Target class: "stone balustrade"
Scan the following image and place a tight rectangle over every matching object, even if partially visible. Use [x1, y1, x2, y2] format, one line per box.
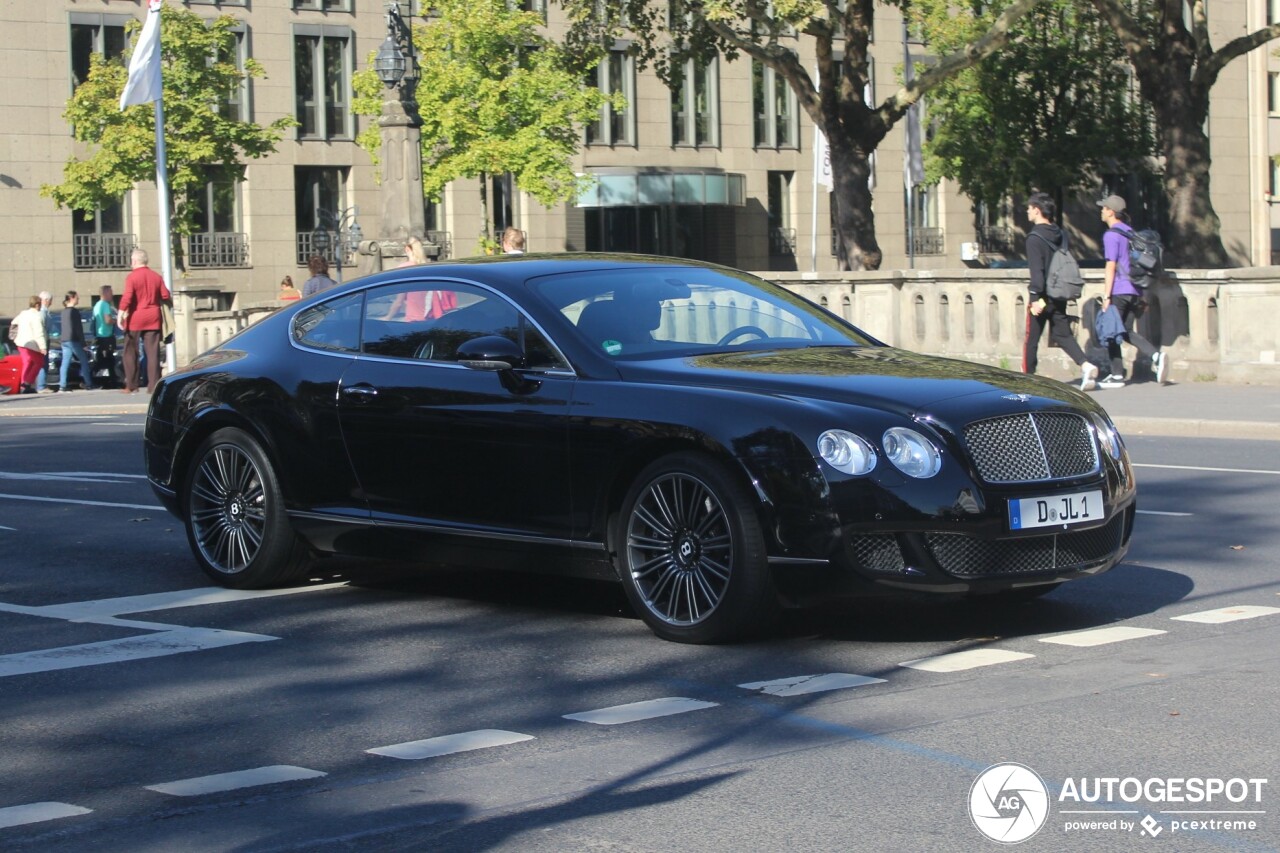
[172, 267, 1280, 385]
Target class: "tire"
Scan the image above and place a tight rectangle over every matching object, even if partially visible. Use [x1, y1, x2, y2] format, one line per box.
[616, 452, 776, 643]
[182, 427, 309, 588]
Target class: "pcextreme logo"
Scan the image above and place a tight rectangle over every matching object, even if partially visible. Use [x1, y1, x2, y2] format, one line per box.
[969, 763, 1051, 844]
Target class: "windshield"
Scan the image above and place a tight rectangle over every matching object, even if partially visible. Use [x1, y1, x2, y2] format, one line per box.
[530, 266, 875, 359]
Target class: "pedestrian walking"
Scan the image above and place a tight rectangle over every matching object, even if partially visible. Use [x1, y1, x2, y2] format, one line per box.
[119, 247, 170, 394]
[301, 255, 337, 298]
[1098, 195, 1167, 387]
[12, 295, 47, 395]
[1021, 193, 1097, 391]
[279, 275, 300, 301]
[93, 285, 119, 388]
[58, 291, 94, 391]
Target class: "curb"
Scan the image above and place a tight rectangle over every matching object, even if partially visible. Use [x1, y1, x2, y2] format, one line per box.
[1110, 416, 1275, 442]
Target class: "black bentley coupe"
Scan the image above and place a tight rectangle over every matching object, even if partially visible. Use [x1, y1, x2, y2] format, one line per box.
[145, 255, 1136, 643]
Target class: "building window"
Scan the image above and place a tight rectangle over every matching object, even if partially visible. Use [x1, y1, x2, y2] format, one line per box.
[295, 166, 348, 265]
[907, 184, 943, 255]
[753, 60, 798, 149]
[218, 26, 250, 122]
[508, 0, 548, 19]
[186, 0, 247, 7]
[188, 169, 248, 269]
[586, 48, 635, 147]
[70, 14, 130, 92]
[671, 58, 719, 148]
[1270, 73, 1280, 116]
[72, 201, 133, 271]
[293, 0, 353, 11]
[767, 171, 795, 255]
[294, 27, 352, 140]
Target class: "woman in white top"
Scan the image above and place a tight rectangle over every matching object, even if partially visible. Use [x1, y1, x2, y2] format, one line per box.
[13, 295, 48, 394]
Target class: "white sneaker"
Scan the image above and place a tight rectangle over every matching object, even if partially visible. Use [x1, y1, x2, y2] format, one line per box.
[1097, 374, 1126, 390]
[1080, 362, 1098, 392]
[1153, 351, 1168, 385]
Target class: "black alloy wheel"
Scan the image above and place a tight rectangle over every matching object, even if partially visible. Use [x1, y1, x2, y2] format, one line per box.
[618, 452, 775, 643]
[183, 427, 309, 588]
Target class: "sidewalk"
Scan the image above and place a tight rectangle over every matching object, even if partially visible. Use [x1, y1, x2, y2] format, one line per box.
[1, 380, 1275, 440]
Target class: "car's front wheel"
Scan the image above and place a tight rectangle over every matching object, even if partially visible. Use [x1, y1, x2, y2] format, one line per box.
[183, 427, 309, 588]
[617, 453, 776, 643]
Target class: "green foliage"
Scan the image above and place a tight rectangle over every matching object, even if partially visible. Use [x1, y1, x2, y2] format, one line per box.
[917, 0, 1155, 210]
[41, 6, 295, 239]
[353, 0, 619, 210]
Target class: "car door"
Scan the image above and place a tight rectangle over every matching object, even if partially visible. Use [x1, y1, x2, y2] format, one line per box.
[336, 278, 577, 543]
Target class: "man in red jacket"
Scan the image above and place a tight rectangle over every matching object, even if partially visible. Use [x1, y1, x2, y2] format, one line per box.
[118, 247, 170, 394]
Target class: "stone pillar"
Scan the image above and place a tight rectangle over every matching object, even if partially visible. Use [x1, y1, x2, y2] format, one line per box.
[379, 92, 425, 244]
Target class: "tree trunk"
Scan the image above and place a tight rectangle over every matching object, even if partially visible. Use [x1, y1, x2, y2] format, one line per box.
[1155, 106, 1228, 267]
[829, 138, 881, 270]
[478, 172, 490, 250]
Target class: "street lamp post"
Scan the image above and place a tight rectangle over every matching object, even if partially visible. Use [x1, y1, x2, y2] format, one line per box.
[372, 1, 426, 253]
[315, 207, 362, 283]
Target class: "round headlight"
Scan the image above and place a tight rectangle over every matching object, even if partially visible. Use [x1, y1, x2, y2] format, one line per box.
[882, 427, 941, 478]
[1090, 412, 1125, 460]
[817, 430, 877, 476]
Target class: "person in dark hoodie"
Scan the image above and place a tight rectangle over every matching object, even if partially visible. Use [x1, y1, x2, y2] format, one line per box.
[1022, 192, 1097, 391]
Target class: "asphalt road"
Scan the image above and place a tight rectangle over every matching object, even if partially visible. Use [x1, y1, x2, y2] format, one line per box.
[0, 414, 1278, 852]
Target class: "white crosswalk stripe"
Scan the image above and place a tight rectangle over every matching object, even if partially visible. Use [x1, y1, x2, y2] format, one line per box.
[1039, 626, 1167, 647]
[899, 649, 1035, 673]
[739, 673, 886, 696]
[1171, 605, 1280, 624]
[368, 729, 535, 760]
[564, 697, 718, 725]
[145, 765, 326, 797]
[0, 802, 92, 830]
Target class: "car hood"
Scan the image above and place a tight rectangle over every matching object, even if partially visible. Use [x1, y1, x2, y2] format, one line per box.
[614, 346, 1095, 418]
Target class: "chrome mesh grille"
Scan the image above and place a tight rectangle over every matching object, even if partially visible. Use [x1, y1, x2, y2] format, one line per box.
[848, 534, 906, 574]
[923, 515, 1126, 577]
[964, 412, 1099, 483]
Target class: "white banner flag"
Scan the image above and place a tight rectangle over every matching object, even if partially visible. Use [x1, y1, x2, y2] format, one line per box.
[903, 26, 926, 188]
[814, 124, 834, 191]
[119, 0, 163, 110]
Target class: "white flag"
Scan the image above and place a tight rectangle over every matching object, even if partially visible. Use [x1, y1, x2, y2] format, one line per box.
[119, 0, 163, 110]
[903, 27, 926, 188]
[814, 124, 834, 191]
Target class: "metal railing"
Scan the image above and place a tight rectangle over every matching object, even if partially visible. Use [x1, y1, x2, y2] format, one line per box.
[910, 227, 945, 256]
[769, 226, 797, 256]
[295, 232, 355, 267]
[73, 233, 135, 270]
[427, 230, 452, 260]
[977, 226, 1020, 256]
[187, 232, 250, 268]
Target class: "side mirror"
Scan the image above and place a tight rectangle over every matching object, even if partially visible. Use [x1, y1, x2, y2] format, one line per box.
[456, 335, 526, 371]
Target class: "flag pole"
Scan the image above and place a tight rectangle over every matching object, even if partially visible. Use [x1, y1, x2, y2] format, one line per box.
[153, 98, 175, 373]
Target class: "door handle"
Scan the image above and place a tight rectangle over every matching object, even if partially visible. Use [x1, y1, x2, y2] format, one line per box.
[341, 384, 379, 400]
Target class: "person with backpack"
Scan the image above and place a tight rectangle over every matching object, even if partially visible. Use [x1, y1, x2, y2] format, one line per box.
[1098, 195, 1167, 387]
[1023, 192, 1097, 391]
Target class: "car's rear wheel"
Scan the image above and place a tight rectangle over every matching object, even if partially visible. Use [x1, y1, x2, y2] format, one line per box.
[617, 453, 776, 643]
[183, 427, 309, 588]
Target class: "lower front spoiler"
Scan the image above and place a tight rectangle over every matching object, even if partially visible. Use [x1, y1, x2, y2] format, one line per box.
[773, 504, 1136, 604]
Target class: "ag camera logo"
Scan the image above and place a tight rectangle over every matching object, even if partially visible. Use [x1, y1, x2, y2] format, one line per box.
[970, 763, 1051, 844]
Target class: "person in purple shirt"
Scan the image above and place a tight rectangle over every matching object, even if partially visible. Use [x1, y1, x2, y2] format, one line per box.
[1098, 195, 1167, 387]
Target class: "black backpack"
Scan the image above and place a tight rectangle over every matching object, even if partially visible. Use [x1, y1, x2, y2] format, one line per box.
[1032, 231, 1084, 301]
[1109, 226, 1163, 289]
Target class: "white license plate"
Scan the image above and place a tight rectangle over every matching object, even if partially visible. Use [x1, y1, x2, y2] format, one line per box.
[1009, 490, 1105, 531]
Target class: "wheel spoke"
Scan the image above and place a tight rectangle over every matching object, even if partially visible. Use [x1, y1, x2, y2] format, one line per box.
[633, 504, 673, 540]
[189, 443, 267, 575]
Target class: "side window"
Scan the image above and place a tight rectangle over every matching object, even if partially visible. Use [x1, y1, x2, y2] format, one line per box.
[293, 292, 363, 351]
[359, 281, 568, 370]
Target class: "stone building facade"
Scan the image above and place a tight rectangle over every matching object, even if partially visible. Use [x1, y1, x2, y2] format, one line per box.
[0, 0, 1276, 317]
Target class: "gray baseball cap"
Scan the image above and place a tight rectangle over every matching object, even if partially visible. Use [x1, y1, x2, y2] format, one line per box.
[1096, 194, 1127, 213]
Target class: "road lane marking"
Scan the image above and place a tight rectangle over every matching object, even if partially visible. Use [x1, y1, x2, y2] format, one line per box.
[0, 628, 277, 678]
[1039, 626, 1167, 647]
[367, 730, 535, 760]
[0, 584, 350, 622]
[0, 802, 93, 829]
[145, 765, 326, 797]
[0, 471, 146, 482]
[1171, 605, 1280, 624]
[1133, 463, 1280, 476]
[899, 649, 1034, 672]
[0, 492, 162, 511]
[1135, 510, 1193, 517]
[739, 673, 886, 696]
[563, 697, 718, 725]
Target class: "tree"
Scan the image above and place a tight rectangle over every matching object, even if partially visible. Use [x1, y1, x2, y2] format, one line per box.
[352, 0, 619, 251]
[919, 0, 1155, 218]
[1090, 0, 1280, 266]
[41, 6, 295, 270]
[559, 0, 1045, 269]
